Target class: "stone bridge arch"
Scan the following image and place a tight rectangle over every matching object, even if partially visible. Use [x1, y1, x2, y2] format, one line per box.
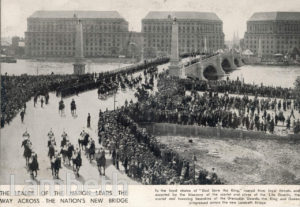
[220, 55, 237, 72]
[221, 58, 232, 73]
[184, 52, 244, 80]
[203, 65, 219, 80]
[233, 57, 240, 67]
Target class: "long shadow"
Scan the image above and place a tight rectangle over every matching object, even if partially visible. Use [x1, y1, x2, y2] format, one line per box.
[63, 163, 74, 170]
[75, 174, 85, 183]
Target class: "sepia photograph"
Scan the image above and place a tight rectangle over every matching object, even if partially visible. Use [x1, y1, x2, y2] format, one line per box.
[1, 0, 300, 195]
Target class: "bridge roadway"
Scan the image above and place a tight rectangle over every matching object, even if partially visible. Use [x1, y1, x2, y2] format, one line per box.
[184, 52, 245, 80]
[0, 61, 172, 185]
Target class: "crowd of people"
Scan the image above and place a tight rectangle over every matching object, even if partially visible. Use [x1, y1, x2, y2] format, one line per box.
[58, 57, 168, 97]
[98, 109, 223, 184]
[1, 57, 169, 128]
[181, 77, 296, 100]
[127, 73, 300, 135]
[1, 74, 80, 127]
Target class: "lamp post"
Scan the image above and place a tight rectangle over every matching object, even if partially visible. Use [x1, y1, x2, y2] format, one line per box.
[113, 89, 118, 111]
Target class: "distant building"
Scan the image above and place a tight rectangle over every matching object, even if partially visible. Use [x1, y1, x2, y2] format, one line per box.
[10, 36, 25, 57]
[25, 10, 137, 58]
[142, 11, 225, 58]
[244, 12, 300, 58]
[232, 31, 240, 50]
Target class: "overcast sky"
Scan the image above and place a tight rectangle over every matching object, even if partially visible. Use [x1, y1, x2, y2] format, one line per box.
[2, 0, 300, 41]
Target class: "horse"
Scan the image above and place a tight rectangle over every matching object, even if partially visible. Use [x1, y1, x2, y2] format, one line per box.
[87, 140, 95, 162]
[59, 100, 65, 116]
[66, 144, 74, 166]
[72, 151, 82, 177]
[28, 153, 39, 179]
[78, 132, 89, 150]
[70, 100, 76, 116]
[96, 150, 106, 176]
[48, 144, 55, 162]
[21, 139, 32, 167]
[60, 145, 68, 164]
[51, 156, 61, 179]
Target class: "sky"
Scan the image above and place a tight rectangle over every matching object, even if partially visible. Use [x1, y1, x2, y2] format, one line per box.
[2, 0, 300, 41]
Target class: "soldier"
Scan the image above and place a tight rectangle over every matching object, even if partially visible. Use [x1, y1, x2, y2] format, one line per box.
[87, 113, 91, 128]
[20, 110, 25, 123]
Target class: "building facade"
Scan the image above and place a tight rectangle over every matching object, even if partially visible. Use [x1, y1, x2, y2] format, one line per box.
[244, 12, 300, 57]
[142, 11, 224, 58]
[25, 11, 133, 58]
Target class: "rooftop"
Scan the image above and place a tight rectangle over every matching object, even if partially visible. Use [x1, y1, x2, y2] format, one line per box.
[29, 10, 125, 19]
[248, 12, 300, 21]
[143, 11, 221, 21]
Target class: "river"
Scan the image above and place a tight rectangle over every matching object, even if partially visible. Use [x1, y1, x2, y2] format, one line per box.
[228, 64, 300, 88]
[1, 59, 300, 88]
[0, 59, 131, 76]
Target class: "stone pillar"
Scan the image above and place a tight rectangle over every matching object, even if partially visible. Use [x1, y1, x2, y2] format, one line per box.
[204, 36, 207, 54]
[75, 20, 84, 59]
[168, 17, 184, 78]
[258, 37, 262, 59]
[73, 18, 85, 75]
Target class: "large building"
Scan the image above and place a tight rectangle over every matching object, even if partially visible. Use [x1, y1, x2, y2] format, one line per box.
[25, 10, 139, 58]
[142, 11, 224, 58]
[244, 12, 300, 57]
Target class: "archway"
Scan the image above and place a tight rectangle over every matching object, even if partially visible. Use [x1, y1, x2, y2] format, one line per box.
[203, 65, 218, 80]
[234, 58, 240, 67]
[221, 58, 231, 73]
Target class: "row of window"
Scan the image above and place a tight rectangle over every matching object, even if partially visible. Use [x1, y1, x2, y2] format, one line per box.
[143, 23, 222, 33]
[27, 33, 124, 39]
[144, 35, 223, 39]
[28, 43, 120, 51]
[28, 50, 119, 56]
[28, 21, 126, 32]
[248, 44, 299, 49]
[145, 47, 221, 52]
[246, 40, 300, 45]
[144, 43, 223, 48]
[245, 35, 300, 40]
[248, 23, 300, 33]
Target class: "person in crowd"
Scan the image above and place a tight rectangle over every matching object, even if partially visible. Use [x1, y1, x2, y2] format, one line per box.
[41, 97, 44, 108]
[87, 113, 91, 128]
[20, 110, 25, 123]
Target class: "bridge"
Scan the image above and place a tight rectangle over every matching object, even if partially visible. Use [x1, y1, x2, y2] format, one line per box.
[184, 52, 245, 80]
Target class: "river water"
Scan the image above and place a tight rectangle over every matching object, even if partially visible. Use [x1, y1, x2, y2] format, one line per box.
[0, 59, 131, 76]
[228, 65, 300, 88]
[2, 59, 300, 88]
